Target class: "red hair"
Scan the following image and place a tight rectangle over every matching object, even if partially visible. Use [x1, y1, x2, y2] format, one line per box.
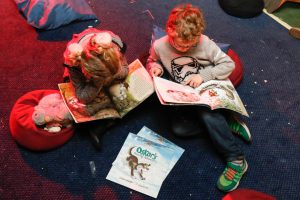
[81, 34, 122, 78]
[166, 4, 206, 41]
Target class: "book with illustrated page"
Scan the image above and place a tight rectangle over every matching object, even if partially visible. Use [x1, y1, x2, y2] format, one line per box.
[106, 127, 185, 198]
[58, 59, 154, 123]
[153, 77, 249, 117]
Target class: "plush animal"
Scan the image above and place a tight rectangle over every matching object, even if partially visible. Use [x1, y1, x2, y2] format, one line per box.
[32, 93, 73, 132]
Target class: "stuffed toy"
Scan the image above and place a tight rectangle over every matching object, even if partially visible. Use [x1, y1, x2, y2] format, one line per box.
[32, 93, 73, 132]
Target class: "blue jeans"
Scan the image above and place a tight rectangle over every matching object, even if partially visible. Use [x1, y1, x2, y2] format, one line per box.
[195, 107, 244, 162]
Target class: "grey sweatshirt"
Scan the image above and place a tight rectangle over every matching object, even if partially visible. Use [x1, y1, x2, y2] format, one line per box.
[146, 35, 235, 84]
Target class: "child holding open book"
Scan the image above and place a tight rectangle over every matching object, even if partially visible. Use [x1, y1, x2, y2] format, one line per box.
[63, 28, 128, 150]
[146, 4, 251, 192]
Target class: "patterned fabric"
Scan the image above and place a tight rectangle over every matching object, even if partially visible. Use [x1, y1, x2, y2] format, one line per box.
[14, 0, 98, 29]
[147, 35, 235, 83]
[151, 26, 244, 86]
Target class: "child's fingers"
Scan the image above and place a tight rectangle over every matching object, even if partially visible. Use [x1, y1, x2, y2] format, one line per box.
[188, 80, 196, 88]
[189, 80, 201, 88]
[152, 68, 161, 76]
[154, 71, 160, 76]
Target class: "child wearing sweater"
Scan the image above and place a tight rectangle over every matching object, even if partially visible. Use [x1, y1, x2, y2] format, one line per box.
[146, 4, 251, 192]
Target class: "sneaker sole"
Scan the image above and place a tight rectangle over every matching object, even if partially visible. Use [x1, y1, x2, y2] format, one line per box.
[240, 123, 253, 143]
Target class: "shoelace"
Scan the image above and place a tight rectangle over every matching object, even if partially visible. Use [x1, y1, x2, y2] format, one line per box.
[224, 167, 240, 181]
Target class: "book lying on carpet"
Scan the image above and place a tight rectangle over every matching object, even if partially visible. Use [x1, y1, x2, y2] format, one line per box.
[106, 126, 184, 198]
[153, 77, 249, 117]
[58, 59, 154, 123]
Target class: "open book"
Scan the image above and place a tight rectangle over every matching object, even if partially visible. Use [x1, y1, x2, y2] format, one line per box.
[58, 59, 154, 123]
[153, 77, 249, 117]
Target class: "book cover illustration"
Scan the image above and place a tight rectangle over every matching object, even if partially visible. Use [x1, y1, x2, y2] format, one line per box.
[137, 126, 185, 171]
[109, 59, 154, 117]
[107, 133, 176, 198]
[58, 59, 154, 123]
[153, 77, 249, 117]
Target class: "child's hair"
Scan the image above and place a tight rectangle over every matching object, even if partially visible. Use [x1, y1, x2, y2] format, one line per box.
[166, 4, 206, 41]
[81, 34, 123, 79]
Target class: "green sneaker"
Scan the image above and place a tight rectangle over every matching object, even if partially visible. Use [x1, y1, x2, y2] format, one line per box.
[228, 118, 252, 143]
[217, 160, 248, 192]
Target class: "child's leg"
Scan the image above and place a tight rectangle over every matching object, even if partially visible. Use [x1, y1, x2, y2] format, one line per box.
[196, 108, 247, 192]
[89, 119, 116, 150]
[85, 91, 114, 116]
[196, 108, 244, 161]
[170, 106, 205, 137]
[75, 119, 115, 150]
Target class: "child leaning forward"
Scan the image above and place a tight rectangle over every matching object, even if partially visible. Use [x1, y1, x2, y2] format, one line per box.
[146, 4, 252, 192]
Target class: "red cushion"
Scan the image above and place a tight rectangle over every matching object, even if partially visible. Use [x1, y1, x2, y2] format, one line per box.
[222, 189, 276, 200]
[9, 90, 74, 151]
[228, 48, 244, 87]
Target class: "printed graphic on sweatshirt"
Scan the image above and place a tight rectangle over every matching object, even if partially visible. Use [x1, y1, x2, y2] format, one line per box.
[171, 56, 204, 83]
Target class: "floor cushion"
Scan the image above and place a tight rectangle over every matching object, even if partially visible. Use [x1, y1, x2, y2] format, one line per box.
[222, 188, 276, 200]
[228, 49, 244, 87]
[9, 90, 74, 151]
[218, 0, 264, 18]
[14, 0, 98, 29]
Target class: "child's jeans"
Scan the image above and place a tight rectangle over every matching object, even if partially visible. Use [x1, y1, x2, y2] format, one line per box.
[195, 107, 244, 162]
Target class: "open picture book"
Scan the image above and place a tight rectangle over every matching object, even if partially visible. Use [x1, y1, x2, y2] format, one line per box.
[58, 59, 154, 123]
[153, 77, 249, 117]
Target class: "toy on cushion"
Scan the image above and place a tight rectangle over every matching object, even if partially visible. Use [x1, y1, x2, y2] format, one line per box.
[9, 90, 74, 151]
[32, 93, 73, 133]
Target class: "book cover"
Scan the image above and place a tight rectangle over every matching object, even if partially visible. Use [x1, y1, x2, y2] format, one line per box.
[58, 59, 154, 123]
[107, 133, 175, 198]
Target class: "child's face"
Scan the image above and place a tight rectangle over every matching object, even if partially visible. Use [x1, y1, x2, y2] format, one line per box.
[169, 36, 199, 52]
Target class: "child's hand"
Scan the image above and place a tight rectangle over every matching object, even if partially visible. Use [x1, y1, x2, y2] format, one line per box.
[186, 74, 203, 88]
[151, 68, 162, 77]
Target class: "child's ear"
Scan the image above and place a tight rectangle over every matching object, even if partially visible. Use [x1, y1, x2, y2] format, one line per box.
[167, 27, 177, 38]
[166, 27, 173, 34]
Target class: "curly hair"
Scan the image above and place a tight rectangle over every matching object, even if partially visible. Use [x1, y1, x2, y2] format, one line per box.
[166, 4, 206, 41]
[81, 34, 123, 79]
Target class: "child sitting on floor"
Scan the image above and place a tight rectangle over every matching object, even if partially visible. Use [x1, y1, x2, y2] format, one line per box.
[146, 4, 252, 192]
[63, 28, 128, 150]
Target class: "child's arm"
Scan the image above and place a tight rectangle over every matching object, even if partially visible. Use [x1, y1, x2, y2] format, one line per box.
[68, 67, 102, 104]
[113, 56, 129, 81]
[197, 36, 235, 82]
[146, 42, 164, 77]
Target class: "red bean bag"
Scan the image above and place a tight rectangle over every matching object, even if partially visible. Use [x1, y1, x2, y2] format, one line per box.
[228, 48, 244, 87]
[9, 90, 74, 151]
[222, 188, 276, 200]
